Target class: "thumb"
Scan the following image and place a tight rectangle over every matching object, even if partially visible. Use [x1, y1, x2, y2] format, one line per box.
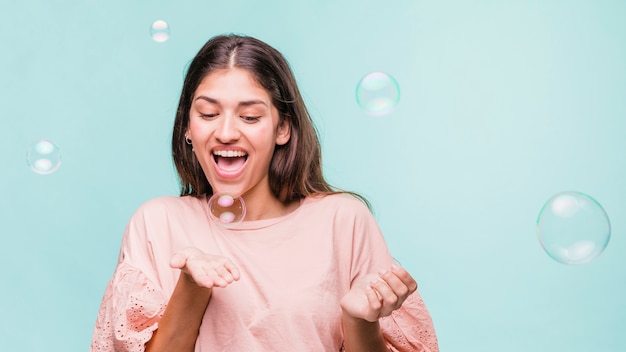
[170, 251, 188, 269]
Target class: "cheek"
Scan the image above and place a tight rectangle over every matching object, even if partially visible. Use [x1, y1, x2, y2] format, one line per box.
[188, 118, 209, 137]
[187, 117, 197, 134]
[253, 126, 281, 150]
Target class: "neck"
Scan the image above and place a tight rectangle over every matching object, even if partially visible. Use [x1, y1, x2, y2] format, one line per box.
[242, 193, 299, 221]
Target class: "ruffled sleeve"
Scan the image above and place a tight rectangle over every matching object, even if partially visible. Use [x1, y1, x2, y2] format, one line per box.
[341, 196, 439, 352]
[380, 290, 439, 352]
[91, 262, 167, 352]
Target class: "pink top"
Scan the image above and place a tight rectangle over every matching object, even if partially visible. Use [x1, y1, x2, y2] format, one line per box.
[91, 194, 438, 351]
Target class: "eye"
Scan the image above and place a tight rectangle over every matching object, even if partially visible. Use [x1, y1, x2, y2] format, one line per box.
[241, 116, 261, 123]
[200, 113, 218, 120]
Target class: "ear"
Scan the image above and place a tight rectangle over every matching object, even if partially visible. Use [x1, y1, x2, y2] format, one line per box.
[275, 119, 291, 146]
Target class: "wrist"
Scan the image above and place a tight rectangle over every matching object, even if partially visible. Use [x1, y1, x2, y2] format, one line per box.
[341, 311, 387, 352]
[341, 310, 379, 326]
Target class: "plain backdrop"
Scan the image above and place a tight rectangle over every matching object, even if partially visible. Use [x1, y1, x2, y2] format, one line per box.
[1, 0, 625, 351]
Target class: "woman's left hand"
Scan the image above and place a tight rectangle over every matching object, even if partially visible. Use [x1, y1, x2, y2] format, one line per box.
[340, 265, 418, 322]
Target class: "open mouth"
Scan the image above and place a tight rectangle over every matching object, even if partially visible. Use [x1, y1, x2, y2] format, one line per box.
[212, 149, 248, 173]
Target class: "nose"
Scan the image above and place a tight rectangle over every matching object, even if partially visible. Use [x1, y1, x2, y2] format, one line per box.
[214, 115, 241, 143]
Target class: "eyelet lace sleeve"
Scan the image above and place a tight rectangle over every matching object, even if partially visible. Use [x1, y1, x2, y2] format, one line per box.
[380, 291, 439, 352]
[91, 262, 167, 352]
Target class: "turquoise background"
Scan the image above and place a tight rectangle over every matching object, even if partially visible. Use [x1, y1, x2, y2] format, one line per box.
[1, 0, 625, 350]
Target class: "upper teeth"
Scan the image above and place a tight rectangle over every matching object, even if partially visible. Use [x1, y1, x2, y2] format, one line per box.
[213, 150, 247, 157]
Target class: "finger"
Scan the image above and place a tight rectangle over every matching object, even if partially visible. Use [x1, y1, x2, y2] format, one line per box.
[379, 269, 410, 298]
[224, 261, 241, 281]
[365, 284, 382, 312]
[193, 273, 215, 288]
[211, 260, 240, 286]
[169, 252, 188, 269]
[209, 274, 228, 287]
[390, 265, 418, 293]
[370, 279, 399, 308]
[170, 247, 202, 269]
[211, 267, 233, 287]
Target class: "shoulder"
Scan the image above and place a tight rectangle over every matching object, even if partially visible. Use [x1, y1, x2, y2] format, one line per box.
[126, 195, 206, 228]
[304, 193, 372, 218]
[134, 195, 204, 216]
[121, 195, 206, 257]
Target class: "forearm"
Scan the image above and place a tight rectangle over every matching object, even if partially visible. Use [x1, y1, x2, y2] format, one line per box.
[342, 312, 390, 352]
[145, 274, 212, 352]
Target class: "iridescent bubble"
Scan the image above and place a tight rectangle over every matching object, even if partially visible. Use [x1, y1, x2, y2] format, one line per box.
[27, 139, 62, 175]
[150, 20, 170, 43]
[356, 72, 400, 116]
[208, 193, 246, 228]
[537, 191, 611, 265]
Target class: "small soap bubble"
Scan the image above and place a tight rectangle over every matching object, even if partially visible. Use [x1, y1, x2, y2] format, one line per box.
[356, 72, 400, 116]
[27, 139, 62, 175]
[536, 191, 611, 265]
[150, 20, 170, 43]
[208, 193, 246, 228]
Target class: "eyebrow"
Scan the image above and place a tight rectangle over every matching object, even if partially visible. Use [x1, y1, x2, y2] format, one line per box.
[194, 96, 268, 107]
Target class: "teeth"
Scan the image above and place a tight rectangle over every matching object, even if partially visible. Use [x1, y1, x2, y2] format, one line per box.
[213, 150, 247, 157]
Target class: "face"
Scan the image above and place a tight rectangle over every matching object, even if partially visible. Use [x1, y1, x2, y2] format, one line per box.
[186, 68, 290, 202]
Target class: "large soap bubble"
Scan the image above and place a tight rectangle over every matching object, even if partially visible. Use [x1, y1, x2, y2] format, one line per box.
[537, 191, 610, 265]
[355, 72, 400, 116]
[27, 139, 62, 175]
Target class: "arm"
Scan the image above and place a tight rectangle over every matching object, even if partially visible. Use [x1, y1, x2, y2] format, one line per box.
[146, 247, 240, 352]
[146, 274, 212, 352]
[341, 265, 417, 352]
[341, 314, 389, 352]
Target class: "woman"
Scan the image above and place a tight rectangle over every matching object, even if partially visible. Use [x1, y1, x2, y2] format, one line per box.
[92, 34, 438, 352]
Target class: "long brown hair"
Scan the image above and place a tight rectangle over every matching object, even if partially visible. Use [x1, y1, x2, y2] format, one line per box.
[171, 34, 367, 206]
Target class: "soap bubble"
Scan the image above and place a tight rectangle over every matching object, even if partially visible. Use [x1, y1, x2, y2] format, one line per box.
[27, 139, 62, 175]
[208, 193, 246, 228]
[150, 20, 170, 43]
[356, 72, 400, 116]
[537, 191, 610, 265]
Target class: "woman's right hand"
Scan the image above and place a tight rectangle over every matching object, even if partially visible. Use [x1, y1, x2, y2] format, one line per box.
[169, 247, 241, 289]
